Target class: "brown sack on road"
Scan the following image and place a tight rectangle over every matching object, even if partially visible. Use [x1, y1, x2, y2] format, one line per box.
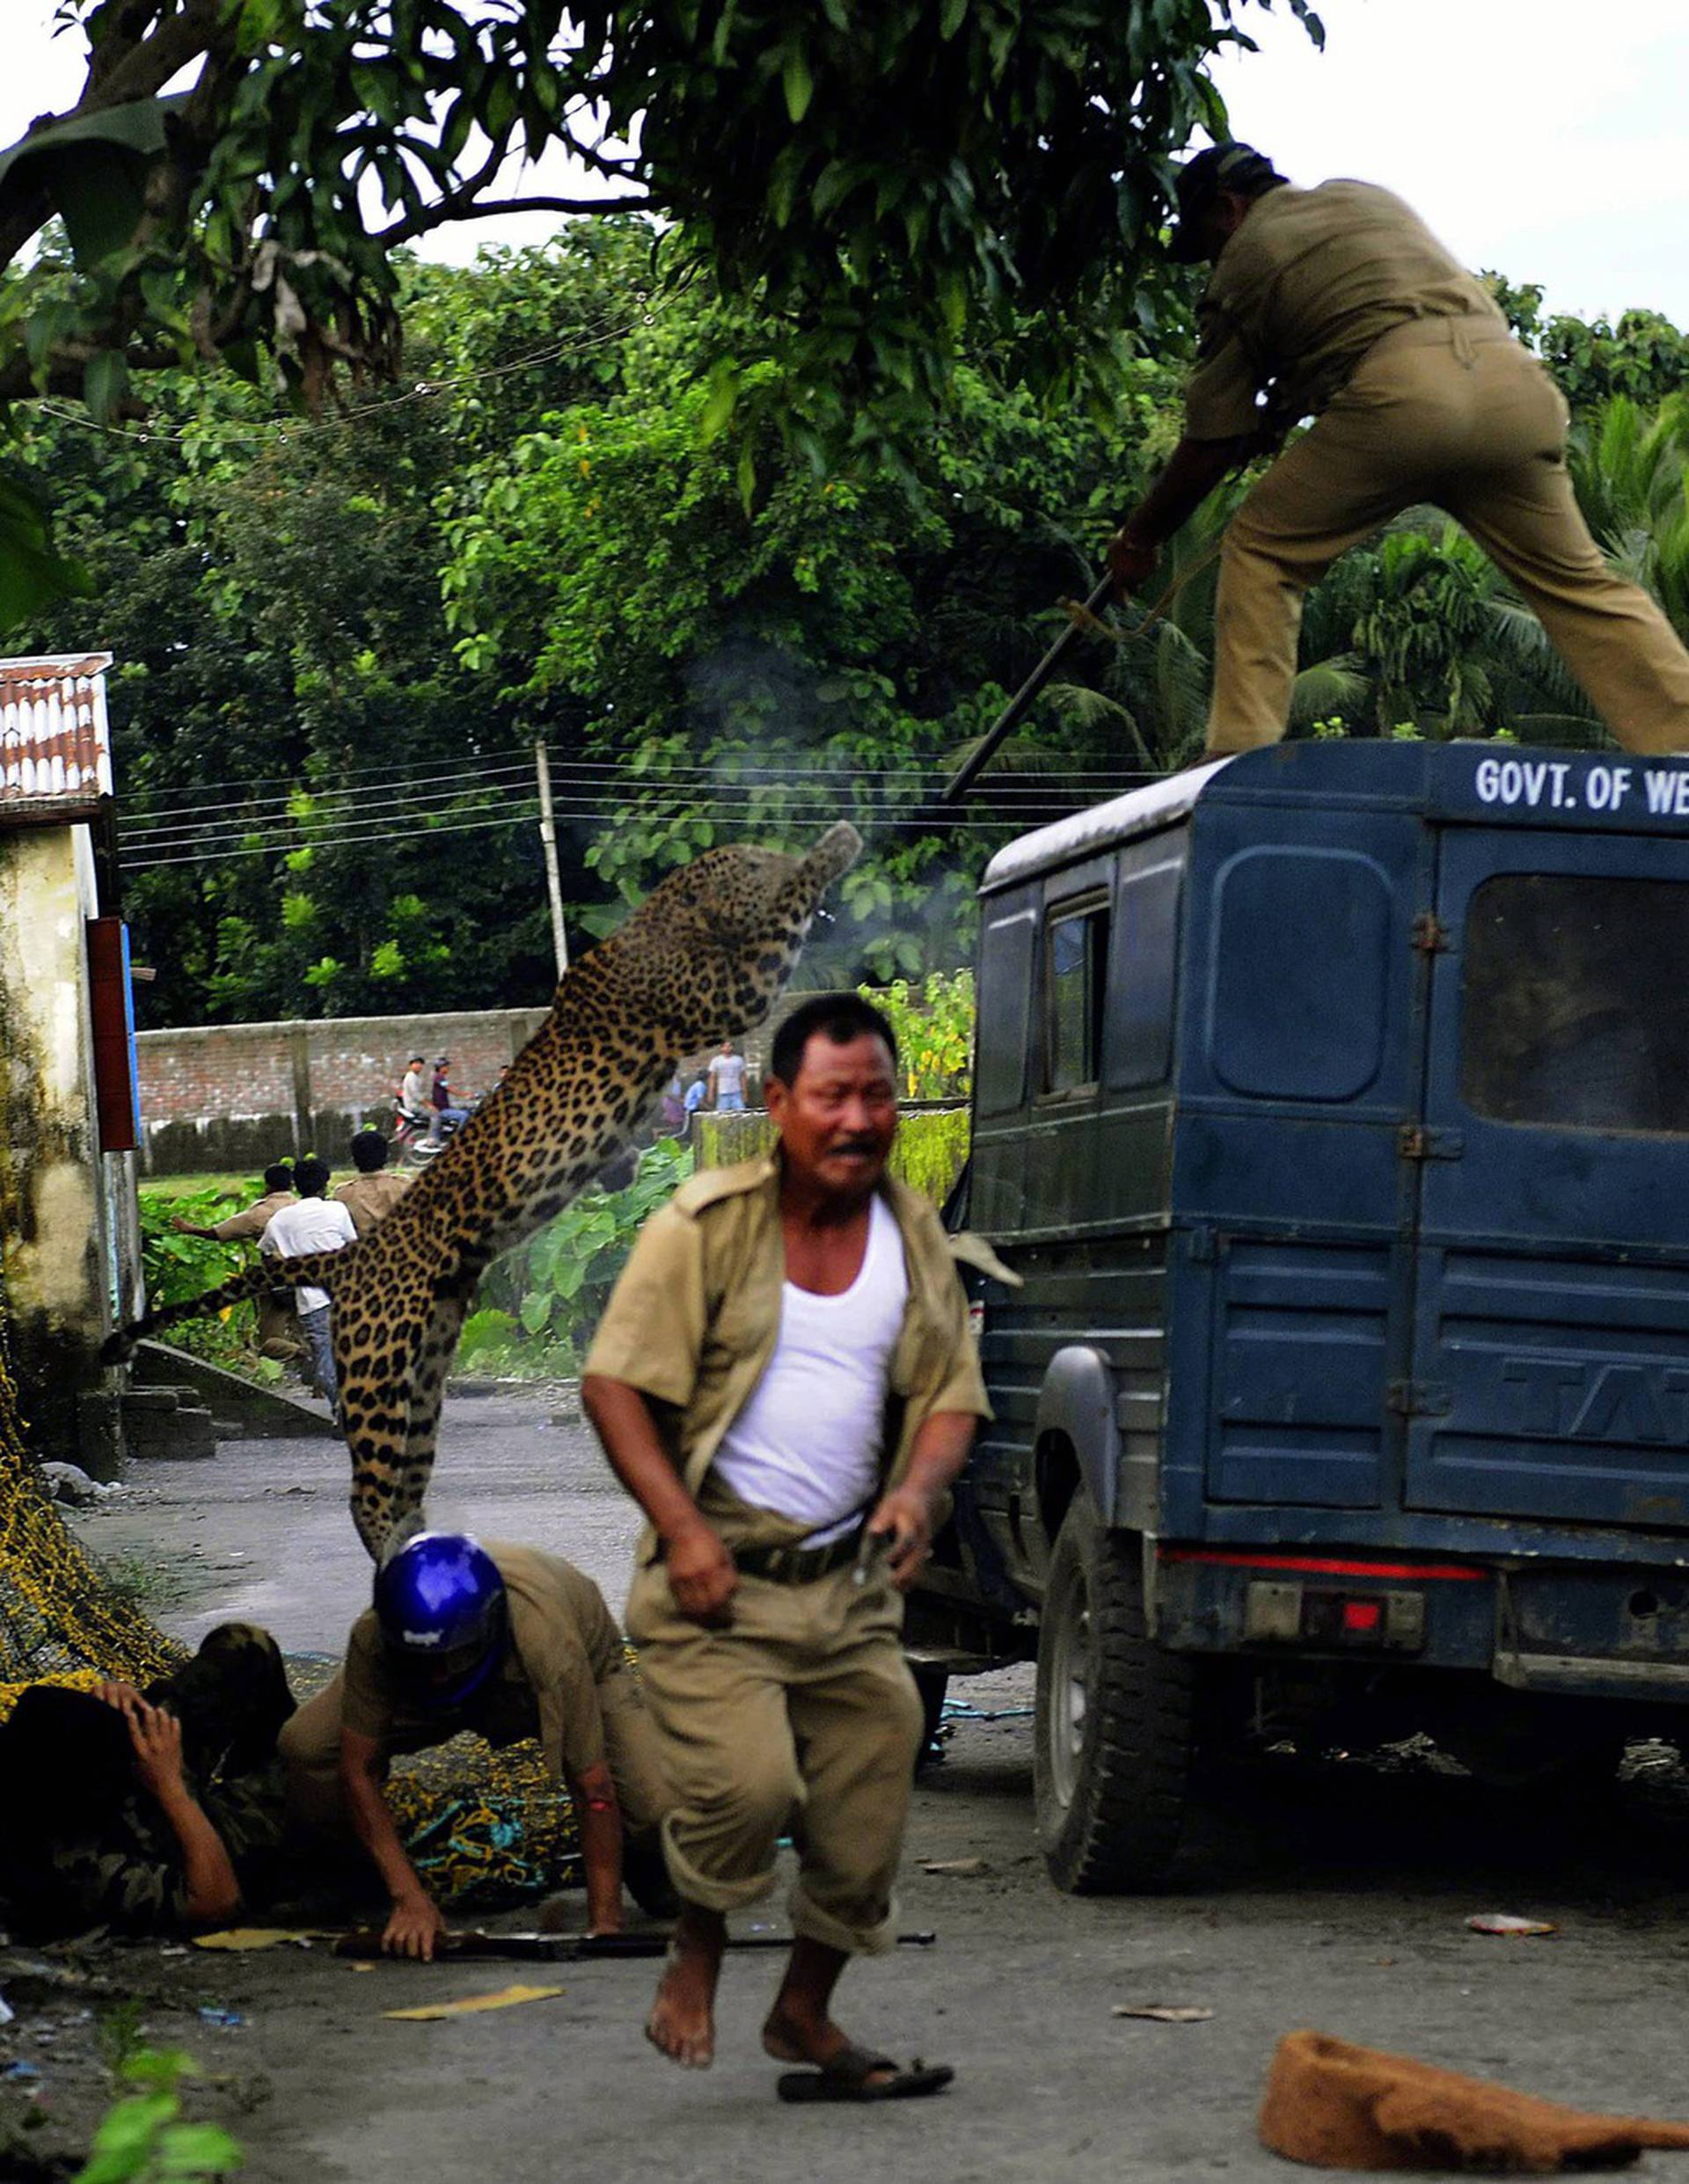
[1259, 2028, 1689, 2173]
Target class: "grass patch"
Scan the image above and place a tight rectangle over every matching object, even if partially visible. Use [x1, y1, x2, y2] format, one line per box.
[99, 1552, 189, 1616]
[138, 1173, 265, 1203]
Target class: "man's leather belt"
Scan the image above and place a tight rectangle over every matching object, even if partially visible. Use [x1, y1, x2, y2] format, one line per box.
[734, 1523, 866, 1586]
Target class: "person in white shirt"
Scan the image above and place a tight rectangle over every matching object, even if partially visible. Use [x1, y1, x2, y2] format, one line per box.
[260, 1157, 356, 1406]
[706, 1040, 748, 1112]
[398, 1055, 429, 1124]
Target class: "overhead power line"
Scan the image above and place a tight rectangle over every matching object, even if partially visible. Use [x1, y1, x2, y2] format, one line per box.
[118, 793, 1086, 872]
[30, 312, 643, 451]
[116, 757, 1158, 858]
[121, 750, 1157, 820]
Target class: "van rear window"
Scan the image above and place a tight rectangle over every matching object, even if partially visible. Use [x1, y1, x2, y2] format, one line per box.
[1462, 874, 1689, 1133]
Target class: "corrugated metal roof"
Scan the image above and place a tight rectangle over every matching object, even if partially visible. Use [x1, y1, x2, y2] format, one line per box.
[0, 652, 113, 802]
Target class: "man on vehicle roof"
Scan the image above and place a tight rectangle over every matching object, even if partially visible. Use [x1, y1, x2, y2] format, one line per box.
[1108, 145, 1689, 761]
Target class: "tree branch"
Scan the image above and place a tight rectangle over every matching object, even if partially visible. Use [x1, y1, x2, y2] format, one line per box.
[84, 0, 228, 112]
[380, 192, 654, 246]
[0, 1, 236, 275]
[0, 341, 182, 405]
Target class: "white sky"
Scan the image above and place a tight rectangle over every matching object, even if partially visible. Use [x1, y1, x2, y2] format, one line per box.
[6, 0, 1689, 324]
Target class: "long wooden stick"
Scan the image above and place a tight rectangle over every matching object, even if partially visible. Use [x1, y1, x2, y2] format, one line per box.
[940, 536, 1229, 805]
[940, 571, 1116, 805]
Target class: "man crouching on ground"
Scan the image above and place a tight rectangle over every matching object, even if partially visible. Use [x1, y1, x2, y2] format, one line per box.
[581, 991, 989, 2104]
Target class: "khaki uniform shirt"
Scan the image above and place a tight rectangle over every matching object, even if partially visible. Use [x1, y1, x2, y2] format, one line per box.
[584, 1154, 991, 1556]
[333, 1171, 408, 1236]
[340, 1544, 625, 1786]
[208, 1189, 295, 1243]
[1184, 179, 1505, 442]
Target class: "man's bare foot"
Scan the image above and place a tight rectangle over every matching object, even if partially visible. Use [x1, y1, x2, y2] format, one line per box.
[644, 1906, 725, 2070]
[763, 2003, 858, 2071]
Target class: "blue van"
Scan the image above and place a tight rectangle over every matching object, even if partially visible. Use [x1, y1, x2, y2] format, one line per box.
[919, 738, 1689, 1890]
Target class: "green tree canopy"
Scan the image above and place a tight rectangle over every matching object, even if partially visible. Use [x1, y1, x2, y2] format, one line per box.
[0, 0, 1324, 625]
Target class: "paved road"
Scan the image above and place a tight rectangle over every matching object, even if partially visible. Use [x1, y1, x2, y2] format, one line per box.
[55, 1398, 1689, 2183]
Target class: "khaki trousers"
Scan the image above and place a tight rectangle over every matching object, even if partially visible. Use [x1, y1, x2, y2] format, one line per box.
[624, 1549, 924, 1957]
[277, 1666, 673, 1838]
[1207, 317, 1689, 757]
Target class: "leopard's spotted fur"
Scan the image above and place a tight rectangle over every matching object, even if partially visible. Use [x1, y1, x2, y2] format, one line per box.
[106, 825, 861, 1559]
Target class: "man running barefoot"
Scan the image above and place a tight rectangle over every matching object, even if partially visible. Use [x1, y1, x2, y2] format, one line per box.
[582, 993, 991, 2101]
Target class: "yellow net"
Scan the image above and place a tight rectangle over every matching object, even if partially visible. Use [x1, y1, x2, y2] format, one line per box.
[0, 1275, 182, 1722]
[386, 1741, 583, 1906]
[0, 1266, 581, 1905]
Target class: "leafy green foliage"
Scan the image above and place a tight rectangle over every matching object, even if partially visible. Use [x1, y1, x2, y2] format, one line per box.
[862, 972, 975, 1099]
[1488, 275, 1689, 413]
[0, 0, 1327, 625]
[72, 2049, 242, 2184]
[468, 1139, 694, 1369]
[24, 222, 1689, 1034]
[136, 1182, 273, 1374]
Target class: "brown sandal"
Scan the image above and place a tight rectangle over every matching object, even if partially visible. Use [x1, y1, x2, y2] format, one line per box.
[777, 2045, 954, 2104]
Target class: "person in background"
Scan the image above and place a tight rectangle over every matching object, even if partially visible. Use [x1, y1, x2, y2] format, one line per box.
[278, 1533, 676, 1957]
[172, 1161, 300, 1360]
[400, 1053, 428, 1114]
[660, 1073, 687, 1136]
[333, 1129, 407, 1237]
[428, 1054, 472, 1143]
[260, 1157, 356, 1405]
[683, 1075, 709, 1129]
[707, 1040, 748, 1113]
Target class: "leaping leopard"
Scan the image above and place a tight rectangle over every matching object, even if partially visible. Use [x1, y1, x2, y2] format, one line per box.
[105, 825, 861, 1559]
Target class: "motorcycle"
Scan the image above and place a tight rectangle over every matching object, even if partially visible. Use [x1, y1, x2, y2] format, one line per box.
[391, 1092, 466, 1166]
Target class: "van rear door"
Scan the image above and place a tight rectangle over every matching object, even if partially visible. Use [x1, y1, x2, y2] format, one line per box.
[1406, 824, 1689, 1527]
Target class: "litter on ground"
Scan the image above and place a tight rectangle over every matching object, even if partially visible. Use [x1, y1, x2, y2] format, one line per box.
[383, 1984, 566, 2021]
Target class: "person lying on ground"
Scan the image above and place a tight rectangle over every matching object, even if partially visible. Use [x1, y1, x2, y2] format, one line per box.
[0, 1623, 296, 1941]
[581, 990, 990, 2103]
[277, 1532, 676, 1960]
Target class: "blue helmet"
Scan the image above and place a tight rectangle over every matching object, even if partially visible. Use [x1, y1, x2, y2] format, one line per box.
[373, 1532, 508, 1708]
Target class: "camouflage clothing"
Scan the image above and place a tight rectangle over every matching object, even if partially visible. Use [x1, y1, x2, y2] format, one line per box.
[0, 1622, 297, 1940]
[11, 1761, 290, 1938]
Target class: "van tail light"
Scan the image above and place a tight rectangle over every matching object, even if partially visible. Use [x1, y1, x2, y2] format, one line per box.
[1243, 1580, 1426, 1652]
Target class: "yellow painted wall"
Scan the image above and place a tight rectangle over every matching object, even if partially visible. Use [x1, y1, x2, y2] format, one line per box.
[0, 822, 124, 1467]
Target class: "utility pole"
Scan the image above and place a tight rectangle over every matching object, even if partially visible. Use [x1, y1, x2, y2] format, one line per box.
[534, 739, 569, 979]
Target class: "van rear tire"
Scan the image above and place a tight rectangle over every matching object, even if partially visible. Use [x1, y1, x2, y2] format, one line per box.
[1035, 1501, 1195, 1893]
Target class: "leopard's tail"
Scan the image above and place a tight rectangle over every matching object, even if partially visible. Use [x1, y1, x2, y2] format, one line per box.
[100, 1249, 354, 1365]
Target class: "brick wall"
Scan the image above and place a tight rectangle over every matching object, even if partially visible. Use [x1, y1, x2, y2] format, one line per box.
[131, 989, 836, 1176]
[134, 1007, 547, 1175]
